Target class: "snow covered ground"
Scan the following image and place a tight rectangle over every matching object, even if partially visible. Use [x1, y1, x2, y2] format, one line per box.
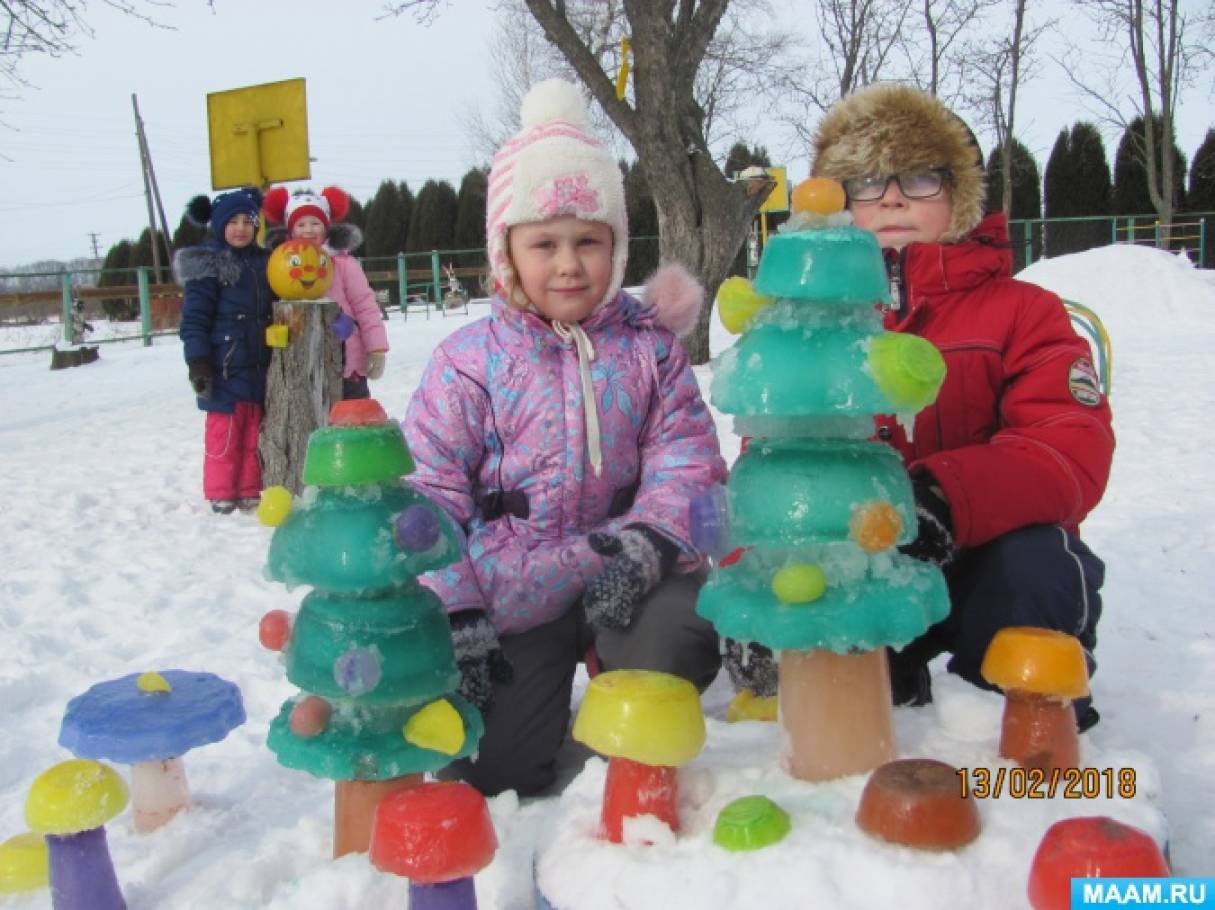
[0, 243, 1211, 908]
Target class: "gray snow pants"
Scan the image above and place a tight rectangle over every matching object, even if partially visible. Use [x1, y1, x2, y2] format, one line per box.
[445, 571, 721, 797]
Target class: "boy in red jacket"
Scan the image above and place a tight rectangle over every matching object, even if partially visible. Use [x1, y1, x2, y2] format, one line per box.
[726, 84, 1113, 732]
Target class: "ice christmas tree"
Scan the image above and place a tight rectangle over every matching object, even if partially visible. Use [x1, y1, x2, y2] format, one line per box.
[695, 178, 951, 782]
[258, 398, 484, 857]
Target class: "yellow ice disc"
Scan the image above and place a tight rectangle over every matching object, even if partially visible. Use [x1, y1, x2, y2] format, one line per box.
[0, 832, 49, 894]
[725, 689, 778, 723]
[257, 486, 294, 527]
[716, 277, 774, 335]
[771, 563, 828, 604]
[136, 671, 171, 693]
[26, 760, 128, 836]
[403, 699, 466, 755]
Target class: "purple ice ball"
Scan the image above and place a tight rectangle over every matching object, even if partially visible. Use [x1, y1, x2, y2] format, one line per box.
[689, 485, 731, 559]
[333, 648, 382, 696]
[395, 505, 441, 552]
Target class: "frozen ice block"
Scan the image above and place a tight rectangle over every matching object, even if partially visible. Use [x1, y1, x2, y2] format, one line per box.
[753, 226, 891, 304]
[286, 587, 460, 704]
[303, 422, 416, 486]
[727, 438, 915, 547]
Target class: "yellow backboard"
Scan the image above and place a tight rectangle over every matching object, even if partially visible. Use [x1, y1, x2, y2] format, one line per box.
[207, 78, 310, 190]
[759, 166, 789, 214]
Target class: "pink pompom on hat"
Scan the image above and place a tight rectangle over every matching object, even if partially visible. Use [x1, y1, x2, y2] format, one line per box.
[486, 79, 628, 311]
[263, 185, 350, 235]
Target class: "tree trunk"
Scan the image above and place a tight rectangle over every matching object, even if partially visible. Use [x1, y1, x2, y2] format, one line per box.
[258, 299, 343, 494]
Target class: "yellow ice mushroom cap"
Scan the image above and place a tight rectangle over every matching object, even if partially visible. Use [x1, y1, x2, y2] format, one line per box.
[136, 671, 171, 693]
[572, 670, 705, 766]
[980, 627, 1090, 700]
[0, 833, 49, 894]
[402, 698, 466, 756]
[716, 277, 774, 335]
[26, 760, 128, 836]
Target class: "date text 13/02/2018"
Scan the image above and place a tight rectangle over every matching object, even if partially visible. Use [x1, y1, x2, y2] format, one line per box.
[957, 767, 1136, 799]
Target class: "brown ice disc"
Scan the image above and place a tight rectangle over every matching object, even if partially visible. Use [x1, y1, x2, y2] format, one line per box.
[855, 758, 981, 850]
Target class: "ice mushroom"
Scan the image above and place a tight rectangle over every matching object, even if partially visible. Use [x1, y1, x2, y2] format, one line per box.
[58, 669, 246, 832]
[1028, 816, 1170, 910]
[855, 758, 981, 850]
[572, 670, 706, 843]
[981, 627, 1089, 771]
[0, 831, 50, 895]
[25, 759, 128, 910]
[370, 780, 498, 910]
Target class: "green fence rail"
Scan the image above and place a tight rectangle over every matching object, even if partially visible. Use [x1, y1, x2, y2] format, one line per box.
[1, 214, 1211, 356]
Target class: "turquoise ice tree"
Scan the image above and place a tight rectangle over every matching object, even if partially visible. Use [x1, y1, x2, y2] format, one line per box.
[257, 398, 483, 857]
[694, 178, 950, 782]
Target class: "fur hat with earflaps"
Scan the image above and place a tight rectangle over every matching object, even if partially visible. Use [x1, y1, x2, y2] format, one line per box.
[810, 84, 986, 243]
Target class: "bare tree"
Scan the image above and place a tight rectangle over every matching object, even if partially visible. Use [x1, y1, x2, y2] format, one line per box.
[901, 0, 1001, 100]
[963, 0, 1050, 215]
[1062, 0, 1215, 232]
[780, 0, 913, 146]
[391, 0, 791, 363]
[2, 1, 174, 90]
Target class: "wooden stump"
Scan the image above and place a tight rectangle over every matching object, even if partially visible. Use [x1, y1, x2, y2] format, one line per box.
[49, 345, 99, 370]
[258, 299, 343, 494]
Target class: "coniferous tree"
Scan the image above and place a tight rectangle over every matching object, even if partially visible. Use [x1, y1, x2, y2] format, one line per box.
[1187, 129, 1215, 266]
[985, 139, 1041, 268]
[624, 159, 659, 286]
[1044, 122, 1111, 257]
[345, 197, 367, 232]
[364, 180, 409, 260]
[452, 168, 489, 289]
[396, 181, 415, 251]
[98, 239, 138, 320]
[171, 214, 206, 251]
[1112, 115, 1186, 216]
[407, 180, 458, 254]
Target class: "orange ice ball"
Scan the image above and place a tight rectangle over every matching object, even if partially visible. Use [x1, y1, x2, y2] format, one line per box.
[850, 501, 903, 552]
[791, 177, 847, 215]
[289, 696, 332, 738]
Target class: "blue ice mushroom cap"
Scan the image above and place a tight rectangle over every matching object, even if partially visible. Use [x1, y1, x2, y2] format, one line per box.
[59, 670, 246, 764]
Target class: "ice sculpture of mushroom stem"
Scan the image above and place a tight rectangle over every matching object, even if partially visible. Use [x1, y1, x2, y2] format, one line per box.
[25, 760, 129, 910]
[572, 670, 706, 843]
[982, 627, 1090, 771]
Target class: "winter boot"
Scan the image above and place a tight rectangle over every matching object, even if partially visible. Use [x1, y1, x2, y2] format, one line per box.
[211, 499, 237, 515]
[236, 497, 261, 512]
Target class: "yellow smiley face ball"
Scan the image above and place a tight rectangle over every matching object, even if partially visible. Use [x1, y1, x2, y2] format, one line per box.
[267, 240, 334, 300]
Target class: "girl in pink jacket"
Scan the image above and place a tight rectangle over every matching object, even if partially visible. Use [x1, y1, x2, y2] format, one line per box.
[403, 80, 727, 797]
[263, 185, 389, 399]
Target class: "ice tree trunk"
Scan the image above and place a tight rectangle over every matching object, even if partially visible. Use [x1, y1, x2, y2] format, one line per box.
[333, 774, 422, 858]
[258, 299, 343, 495]
[778, 646, 896, 781]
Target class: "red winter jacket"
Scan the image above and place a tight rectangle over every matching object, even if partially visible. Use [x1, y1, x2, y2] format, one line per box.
[874, 213, 1115, 548]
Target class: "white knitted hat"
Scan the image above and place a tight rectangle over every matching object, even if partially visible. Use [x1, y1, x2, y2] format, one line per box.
[486, 79, 628, 310]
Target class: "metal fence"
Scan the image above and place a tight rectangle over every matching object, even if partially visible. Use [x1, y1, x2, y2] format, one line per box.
[1, 214, 1211, 356]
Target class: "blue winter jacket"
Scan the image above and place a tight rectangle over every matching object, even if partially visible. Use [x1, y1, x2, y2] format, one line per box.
[175, 241, 274, 413]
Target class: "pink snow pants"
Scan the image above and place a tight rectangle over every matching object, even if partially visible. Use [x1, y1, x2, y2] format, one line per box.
[203, 402, 263, 501]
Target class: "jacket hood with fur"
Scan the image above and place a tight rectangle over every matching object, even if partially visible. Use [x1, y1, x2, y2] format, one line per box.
[811, 84, 985, 243]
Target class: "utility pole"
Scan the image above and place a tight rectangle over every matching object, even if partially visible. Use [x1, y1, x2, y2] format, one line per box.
[132, 94, 174, 283]
[88, 233, 102, 261]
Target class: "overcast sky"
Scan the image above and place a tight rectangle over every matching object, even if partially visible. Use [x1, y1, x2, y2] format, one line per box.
[2, 0, 1211, 269]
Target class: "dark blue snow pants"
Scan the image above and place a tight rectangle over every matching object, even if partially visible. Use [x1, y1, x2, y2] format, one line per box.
[894, 524, 1104, 705]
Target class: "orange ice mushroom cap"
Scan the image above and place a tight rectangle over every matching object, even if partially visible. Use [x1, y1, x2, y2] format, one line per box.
[981, 627, 1090, 699]
[791, 177, 847, 216]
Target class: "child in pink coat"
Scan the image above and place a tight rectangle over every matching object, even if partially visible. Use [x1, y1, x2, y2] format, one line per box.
[263, 185, 389, 399]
